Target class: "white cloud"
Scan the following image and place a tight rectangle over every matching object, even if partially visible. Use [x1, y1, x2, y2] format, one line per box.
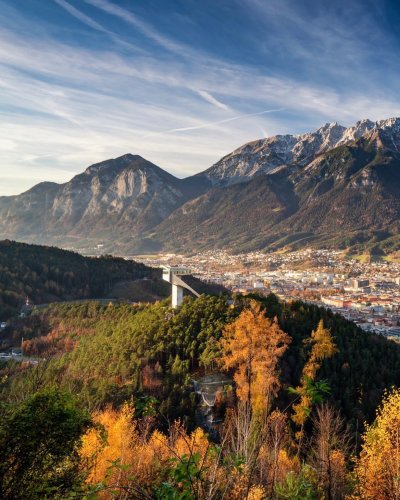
[83, 0, 190, 55]
[53, 0, 141, 52]
[144, 108, 285, 136]
[1, 3, 400, 196]
[54, 0, 110, 34]
[196, 90, 232, 111]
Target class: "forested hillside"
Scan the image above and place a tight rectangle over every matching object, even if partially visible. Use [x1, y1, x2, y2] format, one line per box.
[0, 240, 227, 321]
[1, 294, 400, 497]
[0, 240, 168, 320]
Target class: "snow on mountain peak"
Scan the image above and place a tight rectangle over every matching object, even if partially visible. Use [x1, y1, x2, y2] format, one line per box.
[377, 116, 400, 131]
[204, 117, 400, 186]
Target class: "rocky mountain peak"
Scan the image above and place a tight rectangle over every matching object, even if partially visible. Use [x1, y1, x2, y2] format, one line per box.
[79, 154, 181, 191]
[83, 153, 139, 176]
[355, 118, 374, 128]
[202, 117, 400, 187]
[334, 118, 375, 147]
[362, 117, 400, 152]
[315, 121, 345, 135]
[294, 121, 346, 155]
[377, 116, 400, 130]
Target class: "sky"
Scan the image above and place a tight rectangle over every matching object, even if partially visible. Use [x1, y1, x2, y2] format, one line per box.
[1, 0, 400, 195]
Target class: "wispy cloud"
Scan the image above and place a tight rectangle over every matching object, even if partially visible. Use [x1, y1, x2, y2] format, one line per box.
[196, 90, 232, 111]
[83, 0, 190, 55]
[54, 0, 109, 34]
[53, 0, 141, 52]
[1, 1, 400, 195]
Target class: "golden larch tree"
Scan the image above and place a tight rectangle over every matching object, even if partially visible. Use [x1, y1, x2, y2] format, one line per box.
[292, 320, 337, 428]
[219, 300, 291, 414]
[355, 388, 400, 500]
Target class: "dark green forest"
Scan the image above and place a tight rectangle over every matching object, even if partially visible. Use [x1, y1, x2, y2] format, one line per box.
[0, 240, 160, 320]
[0, 240, 226, 322]
[3, 294, 399, 427]
[1, 293, 400, 497]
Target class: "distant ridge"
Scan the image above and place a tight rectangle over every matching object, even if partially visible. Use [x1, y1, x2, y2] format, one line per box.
[1, 118, 400, 255]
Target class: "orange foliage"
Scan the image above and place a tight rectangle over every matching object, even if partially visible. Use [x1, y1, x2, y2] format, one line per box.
[22, 331, 76, 357]
[80, 404, 136, 486]
[292, 320, 337, 429]
[303, 319, 337, 381]
[79, 406, 212, 497]
[219, 300, 291, 414]
[172, 424, 210, 463]
[355, 388, 400, 499]
[79, 401, 309, 498]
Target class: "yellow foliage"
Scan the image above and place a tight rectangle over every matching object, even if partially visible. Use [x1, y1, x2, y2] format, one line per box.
[248, 485, 267, 499]
[80, 406, 216, 497]
[355, 388, 400, 499]
[276, 449, 300, 481]
[147, 429, 170, 463]
[228, 467, 251, 499]
[173, 426, 209, 464]
[219, 300, 291, 414]
[292, 320, 337, 429]
[303, 319, 338, 380]
[292, 394, 312, 427]
[80, 404, 136, 485]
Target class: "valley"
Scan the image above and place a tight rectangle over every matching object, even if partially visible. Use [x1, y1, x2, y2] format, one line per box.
[4, 1, 400, 496]
[136, 248, 400, 340]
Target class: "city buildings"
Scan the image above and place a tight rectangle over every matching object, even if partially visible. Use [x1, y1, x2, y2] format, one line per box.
[134, 249, 400, 341]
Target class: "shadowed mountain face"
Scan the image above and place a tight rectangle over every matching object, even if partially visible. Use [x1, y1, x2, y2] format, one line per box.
[1, 118, 400, 254]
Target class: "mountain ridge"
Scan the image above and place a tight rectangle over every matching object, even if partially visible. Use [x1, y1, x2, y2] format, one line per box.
[1, 117, 400, 254]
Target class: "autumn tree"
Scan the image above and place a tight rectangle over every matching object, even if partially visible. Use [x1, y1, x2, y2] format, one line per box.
[80, 404, 137, 489]
[219, 301, 291, 496]
[291, 320, 337, 451]
[310, 404, 350, 500]
[80, 405, 223, 498]
[219, 300, 291, 415]
[355, 388, 400, 499]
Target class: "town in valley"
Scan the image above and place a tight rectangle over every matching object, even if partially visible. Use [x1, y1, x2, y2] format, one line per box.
[135, 249, 400, 341]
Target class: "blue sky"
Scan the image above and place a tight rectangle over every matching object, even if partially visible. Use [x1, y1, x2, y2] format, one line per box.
[1, 0, 400, 195]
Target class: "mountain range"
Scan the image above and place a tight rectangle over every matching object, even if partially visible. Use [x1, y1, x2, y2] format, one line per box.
[2, 117, 400, 255]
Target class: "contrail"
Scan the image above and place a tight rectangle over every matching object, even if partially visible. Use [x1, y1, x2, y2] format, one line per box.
[143, 108, 285, 137]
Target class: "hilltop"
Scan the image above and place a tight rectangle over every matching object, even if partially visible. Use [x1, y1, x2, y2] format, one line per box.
[1, 294, 400, 497]
[0, 240, 225, 320]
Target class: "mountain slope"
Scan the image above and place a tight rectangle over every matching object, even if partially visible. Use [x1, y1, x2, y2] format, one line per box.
[0, 154, 206, 248]
[268, 141, 400, 250]
[1, 118, 400, 254]
[146, 119, 400, 253]
[146, 173, 298, 253]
